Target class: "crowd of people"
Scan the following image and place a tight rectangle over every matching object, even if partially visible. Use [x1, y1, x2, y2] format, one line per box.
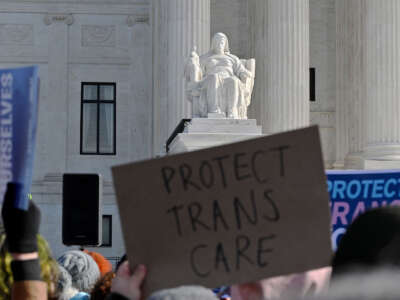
[3, 181, 400, 300]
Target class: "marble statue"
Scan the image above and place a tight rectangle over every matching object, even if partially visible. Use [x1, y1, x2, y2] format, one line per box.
[184, 32, 255, 119]
[184, 47, 206, 117]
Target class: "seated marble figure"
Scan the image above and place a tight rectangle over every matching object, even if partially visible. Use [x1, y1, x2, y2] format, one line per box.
[184, 32, 255, 119]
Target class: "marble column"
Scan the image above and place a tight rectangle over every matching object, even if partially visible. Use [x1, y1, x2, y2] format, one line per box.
[363, 0, 400, 168]
[247, 0, 260, 121]
[151, 0, 210, 155]
[127, 16, 152, 161]
[251, 0, 309, 134]
[44, 14, 73, 174]
[335, 0, 365, 169]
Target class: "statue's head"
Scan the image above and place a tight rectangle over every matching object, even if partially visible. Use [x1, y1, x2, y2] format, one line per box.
[211, 32, 230, 54]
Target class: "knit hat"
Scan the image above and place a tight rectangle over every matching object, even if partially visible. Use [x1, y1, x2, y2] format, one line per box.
[57, 264, 79, 300]
[83, 249, 112, 276]
[58, 250, 100, 293]
[147, 286, 218, 300]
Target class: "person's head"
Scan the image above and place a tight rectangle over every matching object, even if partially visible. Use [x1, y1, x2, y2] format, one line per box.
[90, 271, 115, 300]
[332, 206, 400, 278]
[230, 267, 331, 300]
[0, 234, 59, 300]
[311, 269, 400, 300]
[82, 250, 112, 276]
[58, 250, 100, 293]
[211, 32, 230, 54]
[148, 286, 218, 300]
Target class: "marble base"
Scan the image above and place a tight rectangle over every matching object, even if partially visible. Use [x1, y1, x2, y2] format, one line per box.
[168, 118, 262, 154]
[362, 144, 400, 169]
[364, 159, 400, 170]
[344, 152, 364, 169]
[333, 153, 400, 170]
[332, 160, 345, 170]
[207, 112, 226, 119]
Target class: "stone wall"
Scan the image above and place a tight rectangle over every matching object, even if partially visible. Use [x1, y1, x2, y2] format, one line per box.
[210, 0, 250, 58]
[0, 0, 151, 259]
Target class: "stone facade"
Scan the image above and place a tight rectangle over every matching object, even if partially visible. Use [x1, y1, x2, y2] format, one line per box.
[2, 0, 397, 258]
[0, 0, 151, 259]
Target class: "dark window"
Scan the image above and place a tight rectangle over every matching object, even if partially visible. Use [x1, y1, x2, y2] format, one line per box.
[100, 215, 112, 247]
[80, 83, 116, 155]
[310, 68, 316, 102]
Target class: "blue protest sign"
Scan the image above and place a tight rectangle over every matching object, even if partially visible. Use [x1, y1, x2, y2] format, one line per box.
[0, 66, 39, 210]
[327, 170, 400, 250]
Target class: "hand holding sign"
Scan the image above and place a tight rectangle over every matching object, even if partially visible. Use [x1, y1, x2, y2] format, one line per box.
[111, 261, 147, 300]
[2, 182, 41, 253]
[112, 126, 332, 294]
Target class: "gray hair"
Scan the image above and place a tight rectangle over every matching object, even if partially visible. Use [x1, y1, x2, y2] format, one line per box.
[147, 285, 218, 300]
[305, 269, 400, 300]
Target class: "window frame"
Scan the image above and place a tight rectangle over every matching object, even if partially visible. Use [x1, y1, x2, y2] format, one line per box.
[80, 82, 116, 155]
[100, 214, 112, 247]
[310, 68, 316, 102]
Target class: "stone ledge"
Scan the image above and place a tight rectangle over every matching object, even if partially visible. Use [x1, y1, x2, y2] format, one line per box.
[189, 118, 257, 126]
[185, 118, 261, 134]
[169, 118, 263, 154]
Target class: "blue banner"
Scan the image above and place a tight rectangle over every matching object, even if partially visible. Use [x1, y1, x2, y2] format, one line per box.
[0, 66, 39, 210]
[327, 170, 400, 250]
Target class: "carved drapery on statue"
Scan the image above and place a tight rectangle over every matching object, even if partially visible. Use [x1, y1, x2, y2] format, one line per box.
[184, 33, 255, 119]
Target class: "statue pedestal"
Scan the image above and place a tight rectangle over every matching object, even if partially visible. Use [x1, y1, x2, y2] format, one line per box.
[168, 118, 262, 154]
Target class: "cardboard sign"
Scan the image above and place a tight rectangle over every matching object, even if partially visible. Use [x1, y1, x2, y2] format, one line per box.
[112, 126, 332, 293]
[0, 66, 39, 210]
[327, 170, 400, 250]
